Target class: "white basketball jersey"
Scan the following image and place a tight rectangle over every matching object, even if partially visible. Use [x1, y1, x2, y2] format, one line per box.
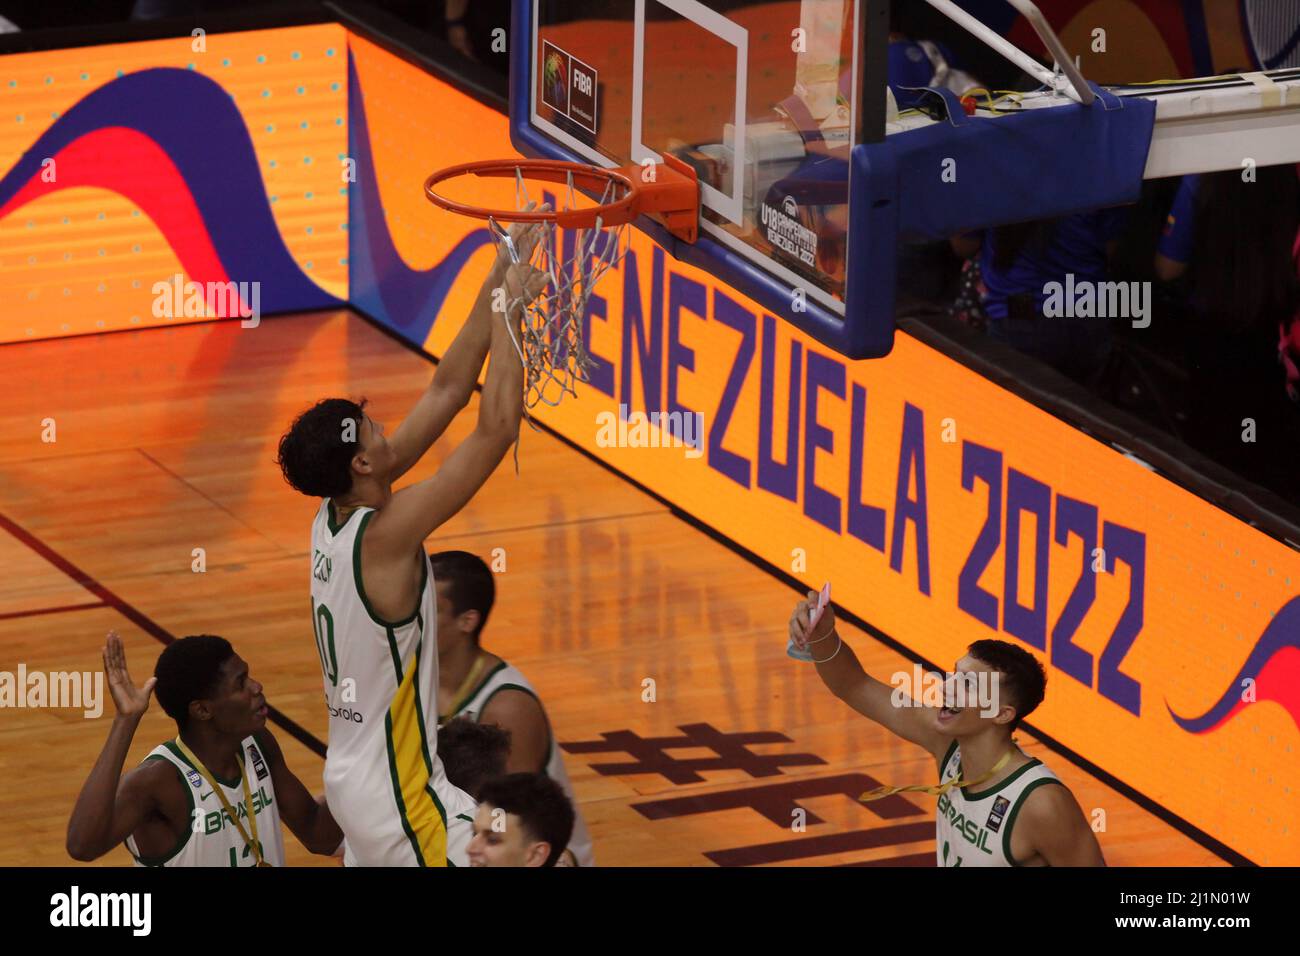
[126, 738, 286, 867]
[935, 742, 1062, 867]
[310, 499, 475, 866]
[452, 660, 596, 867]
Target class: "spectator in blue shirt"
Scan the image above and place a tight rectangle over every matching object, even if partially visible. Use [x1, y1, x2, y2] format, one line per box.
[888, 7, 979, 111]
[952, 208, 1130, 383]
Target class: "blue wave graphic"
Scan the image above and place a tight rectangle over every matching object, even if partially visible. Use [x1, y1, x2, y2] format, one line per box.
[0, 67, 339, 312]
[346, 54, 494, 340]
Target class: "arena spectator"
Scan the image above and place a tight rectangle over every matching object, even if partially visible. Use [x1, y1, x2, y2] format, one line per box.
[951, 207, 1131, 384]
[888, 4, 980, 109]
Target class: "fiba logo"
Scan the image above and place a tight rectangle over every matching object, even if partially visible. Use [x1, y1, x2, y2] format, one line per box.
[782, 195, 798, 218]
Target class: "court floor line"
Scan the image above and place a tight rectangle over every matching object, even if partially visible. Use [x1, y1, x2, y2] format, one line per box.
[0, 507, 328, 759]
[430, 507, 667, 543]
[0, 601, 108, 622]
[136, 447, 292, 557]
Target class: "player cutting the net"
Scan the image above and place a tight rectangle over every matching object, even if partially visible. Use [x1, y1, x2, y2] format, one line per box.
[276, 214, 549, 866]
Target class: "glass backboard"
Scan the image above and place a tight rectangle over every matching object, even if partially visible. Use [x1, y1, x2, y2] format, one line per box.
[511, 0, 892, 358]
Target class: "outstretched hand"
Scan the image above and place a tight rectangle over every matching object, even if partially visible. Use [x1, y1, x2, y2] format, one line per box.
[492, 204, 552, 315]
[503, 261, 550, 313]
[789, 590, 837, 651]
[493, 203, 550, 271]
[102, 631, 156, 719]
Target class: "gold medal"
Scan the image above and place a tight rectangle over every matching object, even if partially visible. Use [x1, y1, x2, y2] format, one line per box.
[174, 736, 271, 867]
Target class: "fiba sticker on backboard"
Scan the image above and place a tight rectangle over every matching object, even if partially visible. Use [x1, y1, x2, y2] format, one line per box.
[541, 41, 569, 115]
[568, 55, 598, 134]
[761, 194, 818, 267]
[540, 40, 598, 135]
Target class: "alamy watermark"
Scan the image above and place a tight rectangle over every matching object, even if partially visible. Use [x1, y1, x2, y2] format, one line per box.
[152, 274, 261, 328]
[890, 665, 1001, 718]
[50, 886, 150, 935]
[595, 404, 704, 459]
[1043, 274, 1151, 329]
[0, 664, 103, 718]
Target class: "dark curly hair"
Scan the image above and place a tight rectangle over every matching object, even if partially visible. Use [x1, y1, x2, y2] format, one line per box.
[967, 639, 1047, 731]
[275, 398, 368, 498]
[438, 717, 511, 800]
[154, 635, 235, 731]
[478, 773, 575, 867]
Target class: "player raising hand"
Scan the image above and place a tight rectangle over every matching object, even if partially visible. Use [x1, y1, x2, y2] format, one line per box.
[68, 632, 341, 866]
[790, 591, 1103, 867]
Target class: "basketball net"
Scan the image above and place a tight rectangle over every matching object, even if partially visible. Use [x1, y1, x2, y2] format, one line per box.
[489, 166, 631, 421]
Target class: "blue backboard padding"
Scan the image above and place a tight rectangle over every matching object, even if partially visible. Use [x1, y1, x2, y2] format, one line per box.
[880, 85, 1157, 240]
[844, 85, 1154, 359]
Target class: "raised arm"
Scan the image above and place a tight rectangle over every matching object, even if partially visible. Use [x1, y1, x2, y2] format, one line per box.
[789, 592, 950, 760]
[67, 632, 162, 861]
[369, 256, 547, 555]
[387, 213, 547, 482]
[252, 727, 343, 856]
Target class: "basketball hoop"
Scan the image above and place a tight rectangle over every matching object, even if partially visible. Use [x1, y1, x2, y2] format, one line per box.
[424, 155, 699, 414]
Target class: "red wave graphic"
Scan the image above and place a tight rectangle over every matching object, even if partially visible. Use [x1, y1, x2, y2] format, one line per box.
[1194, 646, 1300, 735]
[0, 126, 232, 291]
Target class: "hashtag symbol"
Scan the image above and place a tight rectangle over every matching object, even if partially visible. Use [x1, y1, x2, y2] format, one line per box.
[560, 722, 825, 784]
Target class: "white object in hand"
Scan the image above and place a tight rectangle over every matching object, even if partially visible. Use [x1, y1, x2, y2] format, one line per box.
[787, 582, 831, 661]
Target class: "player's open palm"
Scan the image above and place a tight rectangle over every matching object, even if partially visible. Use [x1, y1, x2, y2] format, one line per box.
[102, 631, 156, 718]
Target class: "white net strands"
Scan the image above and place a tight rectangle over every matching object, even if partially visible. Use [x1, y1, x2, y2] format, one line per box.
[488, 165, 631, 420]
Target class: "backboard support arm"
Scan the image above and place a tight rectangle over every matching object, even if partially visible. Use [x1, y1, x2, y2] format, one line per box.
[923, 0, 1095, 106]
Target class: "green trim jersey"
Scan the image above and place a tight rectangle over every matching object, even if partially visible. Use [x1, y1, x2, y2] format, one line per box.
[125, 738, 286, 867]
[935, 742, 1063, 867]
[450, 660, 595, 866]
[310, 499, 476, 867]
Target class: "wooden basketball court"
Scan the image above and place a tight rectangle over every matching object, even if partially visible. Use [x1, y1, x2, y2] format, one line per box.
[0, 310, 1224, 866]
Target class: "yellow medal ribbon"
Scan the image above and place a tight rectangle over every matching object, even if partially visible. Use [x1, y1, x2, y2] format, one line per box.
[174, 736, 270, 867]
[440, 652, 491, 722]
[860, 742, 1019, 803]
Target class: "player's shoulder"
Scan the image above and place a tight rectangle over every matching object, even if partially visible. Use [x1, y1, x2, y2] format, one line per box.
[310, 497, 336, 530]
[1015, 770, 1077, 823]
[483, 685, 545, 713]
[350, 496, 406, 551]
[124, 753, 189, 810]
[1012, 767, 1104, 865]
[484, 653, 524, 682]
[479, 662, 546, 720]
